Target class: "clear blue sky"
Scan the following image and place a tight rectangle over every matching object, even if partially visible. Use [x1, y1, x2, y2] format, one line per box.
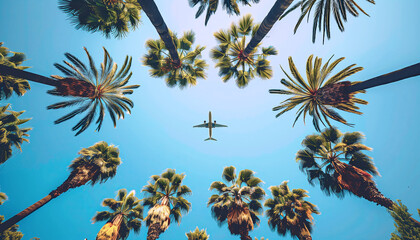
[1, 0, 420, 239]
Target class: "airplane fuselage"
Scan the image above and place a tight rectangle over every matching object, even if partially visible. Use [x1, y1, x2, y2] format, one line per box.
[208, 111, 212, 138]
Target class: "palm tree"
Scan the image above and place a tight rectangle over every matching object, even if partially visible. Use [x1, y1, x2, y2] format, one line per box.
[0, 216, 23, 240]
[283, 0, 375, 43]
[254, 238, 268, 240]
[186, 227, 209, 240]
[59, 0, 142, 38]
[269, 55, 420, 131]
[46, 47, 139, 135]
[0, 193, 7, 205]
[211, 15, 277, 88]
[265, 181, 320, 240]
[0, 42, 30, 99]
[389, 200, 420, 239]
[143, 31, 207, 88]
[142, 169, 192, 240]
[0, 104, 31, 165]
[188, 0, 261, 25]
[93, 189, 143, 240]
[296, 127, 393, 209]
[0, 141, 121, 233]
[208, 166, 265, 240]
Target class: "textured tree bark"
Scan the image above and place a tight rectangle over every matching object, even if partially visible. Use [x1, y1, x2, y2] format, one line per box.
[138, 0, 181, 67]
[350, 62, 420, 92]
[243, 0, 294, 57]
[0, 165, 97, 233]
[299, 224, 312, 240]
[0, 64, 58, 86]
[147, 223, 163, 240]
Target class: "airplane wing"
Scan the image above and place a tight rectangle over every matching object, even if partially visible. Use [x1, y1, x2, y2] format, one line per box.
[193, 123, 208, 128]
[213, 123, 228, 128]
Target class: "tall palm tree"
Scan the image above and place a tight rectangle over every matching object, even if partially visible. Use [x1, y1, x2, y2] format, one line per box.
[59, 0, 142, 38]
[188, 0, 261, 25]
[208, 166, 265, 240]
[46, 47, 139, 135]
[186, 227, 209, 240]
[143, 31, 207, 88]
[0, 141, 121, 233]
[269, 55, 420, 131]
[265, 181, 319, 240]
[282, 0, 375, 43]
[0, 42, 30, 99]
[93, 189, 143, 240]
[211, 15, 277, 88]
[0, 193, 7, 205]
[296, 127, 393, 208]
[142, 169, 192, 240]
[0, 104, 31, 165]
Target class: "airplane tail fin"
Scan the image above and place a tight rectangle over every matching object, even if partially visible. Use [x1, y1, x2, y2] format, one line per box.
[205, 137, 217, 141]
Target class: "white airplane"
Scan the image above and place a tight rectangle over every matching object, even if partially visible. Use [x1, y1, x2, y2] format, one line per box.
[193, 111, 227, 141]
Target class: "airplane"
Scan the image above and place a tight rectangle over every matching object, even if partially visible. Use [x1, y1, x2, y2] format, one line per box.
[193, 111, 227, 141]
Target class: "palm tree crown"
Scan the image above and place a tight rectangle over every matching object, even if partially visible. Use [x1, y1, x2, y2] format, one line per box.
[47, 47, 139, 135]
[188, 0, 260, 25]
[59, 0, 142, 38]
[186, 227, 210, 240]
[270, 55, 366, 131]
[265, 181, 319, 240]
[142, 169, 192, 240]
[93, 189, 144, 240]
[0, 42, 30, 99]
[208, 166, 265, 240]
[285, 0, 375, 42]
[0, 193, 7, 205]
[143, 31, 207, 88]
[296, 127, 393, 208]
[0, 104, 31, 165]
[211, 15, 277, 88]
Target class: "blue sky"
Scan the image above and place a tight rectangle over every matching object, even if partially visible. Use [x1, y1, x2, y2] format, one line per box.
[0, 0, 420, 239]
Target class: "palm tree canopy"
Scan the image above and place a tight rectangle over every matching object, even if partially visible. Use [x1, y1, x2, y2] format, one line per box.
[0, 192, 7, 205]
[142, 31, 207, 88]
[265, 181, 319, 238]
[0, 104, 31, 165]
[389, 200, 420, 240]
[283, 0, 375, 43]
[208, 166, 265, 230]
[59, 0, 142, 38]
[186, 227, 210, 240]
[47, 47, 139, 136]
[296, 127, 378, 197]
[188, 0, 260, 25]
[0, 215, 23, 240]
[0, 42, 30, 99]
[211, 14, 277, 88]
[269, 55, 367, 131]
[142, 169, 192, 225]
[93, 189, 144, 240]
[69, 141, 121, 185]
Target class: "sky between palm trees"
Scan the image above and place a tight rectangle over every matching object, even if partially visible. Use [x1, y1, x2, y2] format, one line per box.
[0, 0, 419, 239]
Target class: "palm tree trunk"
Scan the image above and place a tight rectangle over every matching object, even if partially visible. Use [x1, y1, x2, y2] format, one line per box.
[147, 223, 163, 240]
[350, 62, 420, 92]
[0, 165, 97, 233]
[96, 214, 123, 240]
[138, 0, 181, 67]
[243, 0, 294, 57]
[0, 64, 58, 86]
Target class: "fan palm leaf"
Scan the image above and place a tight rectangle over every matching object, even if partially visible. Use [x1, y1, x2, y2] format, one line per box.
[208, 166, 265, 240]
[47, 47, 139, 135]
[93, 189, 143, 240]
[188, 0, 261, 25]
[211, 15, 277, 88]
[0, 104, 31, 165]
[296, 127, 394, 209]
[143, 31, 207, 88]
[186, 227, 209, 240]
[265, 181, 319, 240]
[142, 169, 192, 240]
[0, 141, 121, 233]
[59, 0, 142, 38]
